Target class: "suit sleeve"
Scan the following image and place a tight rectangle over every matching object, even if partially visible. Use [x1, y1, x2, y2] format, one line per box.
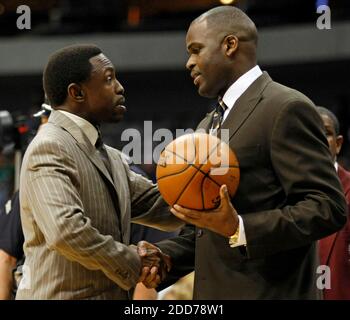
[119, 156, 185, 232]
[23, 140, 141, 290]
[120, 157, 193, 286]
[155, 224, 196, 289]
[242, 99, 347, 259]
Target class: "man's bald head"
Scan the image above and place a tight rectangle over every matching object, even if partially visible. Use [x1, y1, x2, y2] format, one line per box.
[192, 6, 258, 46]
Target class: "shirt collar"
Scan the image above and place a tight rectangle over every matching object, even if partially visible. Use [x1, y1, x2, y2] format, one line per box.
[222, 65, 263, 114]
[57, 110, 98, 146]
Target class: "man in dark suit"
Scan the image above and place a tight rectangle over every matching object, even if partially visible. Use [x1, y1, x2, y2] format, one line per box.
[140, 6, 347, 299]
[317, 107, 350, 300]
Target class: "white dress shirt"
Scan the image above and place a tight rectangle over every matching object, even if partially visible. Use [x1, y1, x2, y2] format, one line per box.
[222, 65, 263, 123]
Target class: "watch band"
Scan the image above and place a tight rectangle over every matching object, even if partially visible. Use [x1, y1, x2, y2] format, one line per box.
[228, 223, 240, 247]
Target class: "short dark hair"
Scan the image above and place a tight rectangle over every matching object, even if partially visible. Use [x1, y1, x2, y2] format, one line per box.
[43, 44, 102, 107]
[194, 6, 258, 45]
[316, 106, 340, 135]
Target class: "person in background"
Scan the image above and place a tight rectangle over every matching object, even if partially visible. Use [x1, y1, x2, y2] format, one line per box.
[0, 192, 21, 300]
[0, 102, 52, 300]
[317, 106, 350, 300]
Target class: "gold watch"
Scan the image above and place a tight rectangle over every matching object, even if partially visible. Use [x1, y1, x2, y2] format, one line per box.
[228, 223, 240, 247]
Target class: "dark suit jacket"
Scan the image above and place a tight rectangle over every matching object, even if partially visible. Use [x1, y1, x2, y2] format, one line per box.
[157, 72, 347, 299]
[319, 165, 350, 300]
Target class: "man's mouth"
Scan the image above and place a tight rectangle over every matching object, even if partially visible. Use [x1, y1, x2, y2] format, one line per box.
[115, 97, 125, 106]
[191, 72, 201, 86]
[193, 75, 201, 86]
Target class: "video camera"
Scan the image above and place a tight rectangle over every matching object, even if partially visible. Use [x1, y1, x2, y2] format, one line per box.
[0, 106, 51, 192]
[0, 110, 39, 154]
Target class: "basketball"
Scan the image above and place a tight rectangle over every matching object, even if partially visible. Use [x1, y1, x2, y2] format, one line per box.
[156, 132, 240, 210]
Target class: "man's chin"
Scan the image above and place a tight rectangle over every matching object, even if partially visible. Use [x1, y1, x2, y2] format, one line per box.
[109, 114, 124, 123]
[198, 88, 215, 99]
[109, 108, 126, 123]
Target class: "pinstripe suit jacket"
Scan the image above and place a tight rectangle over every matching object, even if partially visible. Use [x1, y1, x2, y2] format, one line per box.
[17, 110, 182, 300]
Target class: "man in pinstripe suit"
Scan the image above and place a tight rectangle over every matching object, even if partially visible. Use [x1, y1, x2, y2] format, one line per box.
[16, 44, 182, 299]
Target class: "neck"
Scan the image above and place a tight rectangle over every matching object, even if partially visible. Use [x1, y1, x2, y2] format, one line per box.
[55, 106, 99, 126]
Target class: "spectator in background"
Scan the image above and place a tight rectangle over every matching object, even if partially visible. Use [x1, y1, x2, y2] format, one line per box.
[0, 148, 14, 214]
[0, 102, 51, 300]
[317, 106, 350, 300]
[0, 192, 21, 300]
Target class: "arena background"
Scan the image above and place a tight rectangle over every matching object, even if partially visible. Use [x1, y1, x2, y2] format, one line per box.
[0, 0, 349, 182]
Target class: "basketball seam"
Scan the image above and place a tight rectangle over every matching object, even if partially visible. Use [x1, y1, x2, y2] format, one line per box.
[158, 139, 239, 181]
[195, 139, 222, 174]
[171, 136, 201, 205]
[158, 133, 239, 210]
[157, 162, 200, 181]
[176, 169, 206, 211]
[200, 172, 205, 210]
[195, 165, 239, 187]
[157, 142, 202, 180]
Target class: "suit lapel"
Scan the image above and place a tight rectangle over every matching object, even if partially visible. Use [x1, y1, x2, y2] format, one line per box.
[219, 72, 272, 140]
[49, 111, 126, 238]
[76, 142, 115, 185]
[196, 112, 214, 132]
[48, 111, 119, 205]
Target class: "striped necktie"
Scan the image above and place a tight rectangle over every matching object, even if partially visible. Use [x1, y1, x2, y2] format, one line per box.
[95, 129, 113, 179]
[211, 98, 228, 133]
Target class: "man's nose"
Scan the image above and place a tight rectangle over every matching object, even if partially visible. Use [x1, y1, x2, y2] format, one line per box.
[186, 56, 195, 71]
[115, 80, 124, 95]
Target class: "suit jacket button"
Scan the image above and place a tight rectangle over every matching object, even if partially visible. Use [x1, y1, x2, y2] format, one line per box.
[197, 229, 203, 237]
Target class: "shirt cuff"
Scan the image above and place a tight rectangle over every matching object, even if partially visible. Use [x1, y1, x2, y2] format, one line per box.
[230, 215, 247, 248]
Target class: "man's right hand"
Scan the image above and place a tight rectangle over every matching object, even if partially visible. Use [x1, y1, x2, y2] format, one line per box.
[137, 241, 171, 289]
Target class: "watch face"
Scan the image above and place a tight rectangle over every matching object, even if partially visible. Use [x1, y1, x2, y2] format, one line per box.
[229, 227, 240, 246]
[229, 236, 238, 244]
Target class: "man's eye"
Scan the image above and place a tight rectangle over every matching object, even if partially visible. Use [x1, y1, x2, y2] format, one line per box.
[107, 76, 113, 82]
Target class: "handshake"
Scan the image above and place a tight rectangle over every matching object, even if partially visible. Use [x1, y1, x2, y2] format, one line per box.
[135, 240, 171, 289]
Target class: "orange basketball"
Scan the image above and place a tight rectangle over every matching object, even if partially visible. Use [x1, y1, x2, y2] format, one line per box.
[156, 132, 240, 210]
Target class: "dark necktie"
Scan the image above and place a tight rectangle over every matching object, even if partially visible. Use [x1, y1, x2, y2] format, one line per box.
[95, 129, 113, 179]
[95, 129, 121, 232]
[211, 98, 228, 133]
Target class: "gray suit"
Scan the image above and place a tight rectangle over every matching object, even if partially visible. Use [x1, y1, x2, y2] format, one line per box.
[17, 110, 182, 299]
[157, 73, 347, 299]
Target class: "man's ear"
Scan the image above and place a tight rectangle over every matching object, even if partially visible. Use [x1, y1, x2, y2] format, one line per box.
[224, 35, 239, 57]
[336, 135, 344, 155]
[67, 83, 84, 102]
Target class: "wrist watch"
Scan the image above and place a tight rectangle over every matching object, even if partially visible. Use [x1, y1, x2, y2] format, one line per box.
[228, 223, 240, 247]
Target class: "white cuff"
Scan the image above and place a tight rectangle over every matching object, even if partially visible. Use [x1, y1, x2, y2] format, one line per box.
[229, 215, 247, 248]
